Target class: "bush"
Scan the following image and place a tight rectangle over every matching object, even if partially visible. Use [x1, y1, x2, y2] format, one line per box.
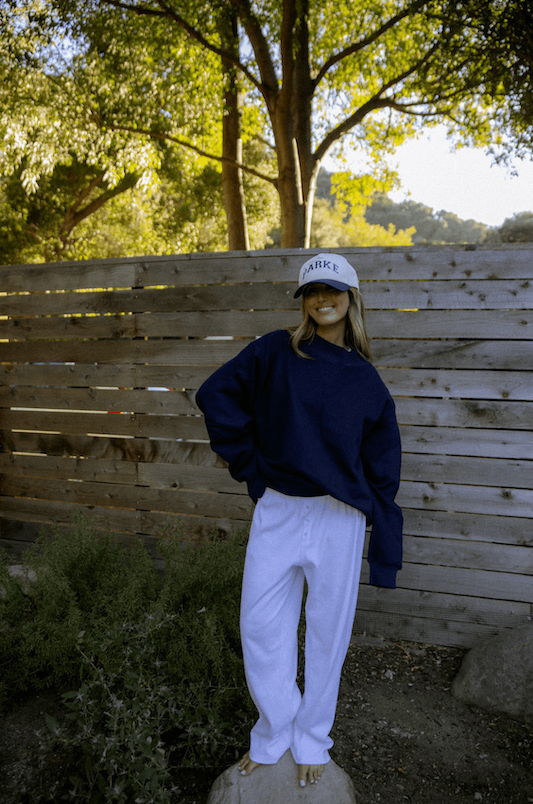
[0, 514, 158, 705]
[42, 613, 182, 804]
[0, 516, 157, 696]
[1, 515, 256, 800]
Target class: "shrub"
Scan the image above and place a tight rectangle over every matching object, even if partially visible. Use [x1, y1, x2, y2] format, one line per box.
[42, 612, 182, 804]
[0, 514, 158, 705]
[2, 516, 256, 799]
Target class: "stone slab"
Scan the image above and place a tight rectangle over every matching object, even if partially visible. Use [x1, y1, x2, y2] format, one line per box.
[452, 623, 533, 723]
[206, 749, 356, 804]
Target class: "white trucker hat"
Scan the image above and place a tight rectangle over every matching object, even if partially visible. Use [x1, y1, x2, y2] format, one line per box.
[294, 253, 359, 298]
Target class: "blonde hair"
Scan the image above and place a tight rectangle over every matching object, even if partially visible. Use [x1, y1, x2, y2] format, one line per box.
[287, 287, 372, 361]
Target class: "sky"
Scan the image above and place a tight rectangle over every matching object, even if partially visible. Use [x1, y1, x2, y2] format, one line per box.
[326, 124, 533, 229]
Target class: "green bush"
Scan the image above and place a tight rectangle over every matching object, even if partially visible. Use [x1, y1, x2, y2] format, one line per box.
[43, 613, 183, 804]
[1, 515, 256, 800]
[0, 514, 158, 705]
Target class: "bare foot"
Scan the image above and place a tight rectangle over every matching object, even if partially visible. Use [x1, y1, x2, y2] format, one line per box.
[298, 763, 324, 786]
[238, 751, 262, 776]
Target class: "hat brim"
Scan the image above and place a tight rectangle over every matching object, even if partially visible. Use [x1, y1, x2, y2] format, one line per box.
[294, 279, 351, 298]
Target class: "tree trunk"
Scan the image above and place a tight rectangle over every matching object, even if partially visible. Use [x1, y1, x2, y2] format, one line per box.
[219, 10, 249, 251]
[270, 0, 317, 248]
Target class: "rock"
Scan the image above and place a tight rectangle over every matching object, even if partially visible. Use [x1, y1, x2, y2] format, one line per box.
[206, 749, 356, 804]
[5, 565, 38, 597]
[452, 623, 533, 723]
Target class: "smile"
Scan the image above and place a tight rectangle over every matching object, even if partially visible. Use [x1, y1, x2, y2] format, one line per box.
[317, 306, 334, 312]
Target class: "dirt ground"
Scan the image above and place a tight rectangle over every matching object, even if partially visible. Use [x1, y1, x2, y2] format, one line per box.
[1, 635, 531, 804]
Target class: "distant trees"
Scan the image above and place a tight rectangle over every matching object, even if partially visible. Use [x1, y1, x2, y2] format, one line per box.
[365, 194, 489, 245]
[496, 212, 533, 243]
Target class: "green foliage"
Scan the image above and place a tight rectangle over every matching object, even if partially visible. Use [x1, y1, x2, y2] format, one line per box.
[310, 197, 414, 248]
[1, 514, 255, 799]
[42, 613, 182, 804]
[496, 212, 533, 243]
[433, 0, 533, 159]
[0, 514, 158, 703]
[365, 193, 490, 245]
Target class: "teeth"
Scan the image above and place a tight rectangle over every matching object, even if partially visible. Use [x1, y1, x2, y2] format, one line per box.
[318, 306, 333, 311]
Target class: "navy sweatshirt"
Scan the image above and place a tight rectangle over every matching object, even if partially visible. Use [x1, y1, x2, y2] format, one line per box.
[195, 329, 402, 588]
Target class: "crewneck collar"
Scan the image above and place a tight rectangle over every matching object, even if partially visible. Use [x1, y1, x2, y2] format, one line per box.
[303, 333, 360, 363]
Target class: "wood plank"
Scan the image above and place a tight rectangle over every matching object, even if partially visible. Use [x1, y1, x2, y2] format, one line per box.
[0, 386, 199, 415]
[401, 533, 533, 574]
[360, 561, 533, 603]
[398, 480, 533, 518]
[130, 246, 533, 286]
[0, 476, 253, 519]
[367, 309, 533, 340]
[0, 410, 208, 440]
[2, 277, 533, 320]
[0, 495, 141, 531]
[3, 399, 531, 440]
[402, 508, 533, 547]
[0, 454, 138, 484]
[0, 338, 249, 366]
[0, 453, 240, 493]
[0, 284, 299, 317]
[3, 308, 533, 344]
[0, 313, 138, 341]
[2, 337, 531, 371]
[0, 431, 222, 465]
[0, 260, 137, 292]
[352, 609, 516, 648]
[0, 363, 213, 390]
[8, 423, 524, 468]
[4, 367, 532, 410]
[136, 461, 240, 492]
[356, 585, 531, 627]
[2, 246, 532, 293]
[400, 425, 533, 460]
[401, 453, 533, 489]
[373, 339, 532, 370]
[381, 369, 533, 401]
[0, 311, 300, 341]
[0, 506, 246, 545]
[140, 510, 250, 538]
[396, 397, 533, 430]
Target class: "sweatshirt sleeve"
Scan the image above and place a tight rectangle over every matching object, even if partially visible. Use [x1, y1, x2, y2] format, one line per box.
[360, 393, 403, 589]
[195, 341, 266, 501]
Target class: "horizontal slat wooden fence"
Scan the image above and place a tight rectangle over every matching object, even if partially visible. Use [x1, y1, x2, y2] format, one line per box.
[1, 245, 532, 647]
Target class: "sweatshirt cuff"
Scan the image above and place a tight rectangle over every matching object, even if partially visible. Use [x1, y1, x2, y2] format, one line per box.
[368, 562, 399, 589]
[247, 476, 267, 502]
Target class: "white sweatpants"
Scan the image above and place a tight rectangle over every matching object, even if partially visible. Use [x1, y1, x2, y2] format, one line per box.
[240, 487, 366, 766]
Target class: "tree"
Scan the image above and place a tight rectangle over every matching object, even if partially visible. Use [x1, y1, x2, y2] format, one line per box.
[435, 0, 533, 162]
[0, 0, 243, 260]
[47, 0, 257, 249]
[73, 0, 510, 249]
[497, 212, 533, 243]
[365, 194, 489, 245]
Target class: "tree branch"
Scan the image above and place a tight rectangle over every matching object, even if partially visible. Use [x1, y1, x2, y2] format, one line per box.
[313, 0, 428, 88]
[58, 171, 139, 238]
[313, 38, 461, 165]
[227, 0, 280, 96]
[103, 122, 279, 186]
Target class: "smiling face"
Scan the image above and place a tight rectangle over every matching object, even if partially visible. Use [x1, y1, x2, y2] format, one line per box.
[302, 283, 351, 343]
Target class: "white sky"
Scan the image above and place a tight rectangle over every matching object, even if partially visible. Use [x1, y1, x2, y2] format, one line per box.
[325, 124, 533, 228]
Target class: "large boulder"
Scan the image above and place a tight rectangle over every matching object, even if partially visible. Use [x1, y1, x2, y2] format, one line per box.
[452, 623, 533, 723]
[206, 749, 356, 804]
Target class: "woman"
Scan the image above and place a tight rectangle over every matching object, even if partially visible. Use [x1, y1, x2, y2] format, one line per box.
[196, 253, 402, 788]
